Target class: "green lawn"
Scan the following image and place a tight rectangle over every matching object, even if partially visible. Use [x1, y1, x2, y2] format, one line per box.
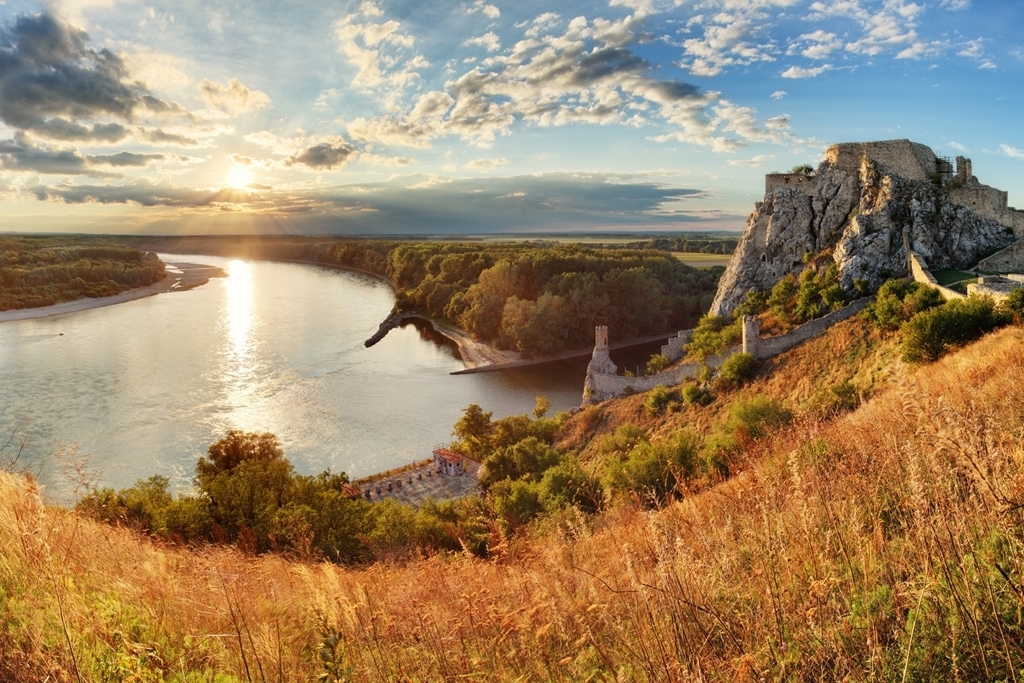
[933, 269, 976, 286]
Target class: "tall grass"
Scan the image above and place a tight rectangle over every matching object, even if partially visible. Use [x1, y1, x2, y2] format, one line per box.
[3, 327, 1024, 680]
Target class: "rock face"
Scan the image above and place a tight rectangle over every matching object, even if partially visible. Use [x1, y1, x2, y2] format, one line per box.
[710, 139, 1022, 318]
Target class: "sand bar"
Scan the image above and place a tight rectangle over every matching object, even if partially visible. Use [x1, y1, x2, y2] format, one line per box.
[0, 260, 226, 323]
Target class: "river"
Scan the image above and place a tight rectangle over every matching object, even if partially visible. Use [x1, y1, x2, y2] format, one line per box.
[0, 255, 600, 500]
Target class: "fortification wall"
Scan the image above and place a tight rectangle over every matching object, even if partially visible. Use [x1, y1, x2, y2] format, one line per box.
[661, 330, 692, 362]
[755, 298, 872, 359]
[584, 347, 739, 403]
[908, 251, 964, 301]
[765, 173, 816, 195]
[583, 297, 873, 404]
[824, 139, 936, 181]
[977, 239, 1024, 273]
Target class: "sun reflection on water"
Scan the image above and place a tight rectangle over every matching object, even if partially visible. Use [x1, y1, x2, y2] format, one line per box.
[226, 259, 253, 360]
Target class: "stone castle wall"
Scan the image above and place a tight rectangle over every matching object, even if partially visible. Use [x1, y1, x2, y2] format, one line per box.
[908, 251, 965, 301]
[978, 240, 1024, 273]
[824, 139, 938, 182]
[583, 297, 873, 404]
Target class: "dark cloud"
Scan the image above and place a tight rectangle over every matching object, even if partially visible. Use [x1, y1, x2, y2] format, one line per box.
[0, 135, 162, 174]
[138, 129, 199, 147]
[90, 151, 164, 167]
[23, 173, 728, 233]
[570, 47, 647, 86]
[32, 179, 254, 206]
[285, 142, 356, 169]
[0, 12, 184, 141]
[0, 136, 119, 177]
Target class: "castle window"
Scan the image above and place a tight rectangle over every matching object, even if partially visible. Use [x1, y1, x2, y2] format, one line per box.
[760, 253, 767, 263]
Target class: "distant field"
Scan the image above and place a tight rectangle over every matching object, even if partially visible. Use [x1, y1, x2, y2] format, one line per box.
[672, 252, 732, 268]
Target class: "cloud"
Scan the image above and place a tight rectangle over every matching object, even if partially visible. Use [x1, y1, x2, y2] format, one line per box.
[1001, 144, 1024, 161]
[466, 157, 508, 169]
[32, 178, 259, 207]
[678, 12, 777, 77]
[314, 88, 341, 111]
[349, 12, 766, 152]
[789, 30, 843, 59]
[464, 32, 501, 52]
[958, 38, 996, 69]
[285, 140, 356, 169]
[781, 64, 832, 78]
[198, 78, 271, 115]
[334, 2, 425, 105]
[940, 0, 970, 8]
[727, 155, 771, 167]
[0, 135, 165, 176]
[24, 172, 730, 233]
[0, 12, 186, 142]
[771, 90, 787, 100]
[467, 0, 500, 19]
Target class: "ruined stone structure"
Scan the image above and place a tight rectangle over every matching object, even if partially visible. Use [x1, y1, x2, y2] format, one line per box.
[582, 296, 872, 404]
[710, 139, 1024, 318]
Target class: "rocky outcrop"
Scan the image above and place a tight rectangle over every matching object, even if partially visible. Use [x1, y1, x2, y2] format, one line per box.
[710, 140, 1020, 317]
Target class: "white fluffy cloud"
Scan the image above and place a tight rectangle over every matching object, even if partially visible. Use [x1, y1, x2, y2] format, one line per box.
[199, 79, 271, 115]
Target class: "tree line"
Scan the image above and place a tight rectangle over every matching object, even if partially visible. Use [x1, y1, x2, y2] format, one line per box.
[0, 237, 166, 311]
[130, 235, 725, 357]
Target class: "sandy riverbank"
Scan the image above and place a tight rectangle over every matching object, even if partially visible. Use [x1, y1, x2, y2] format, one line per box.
[0, 260, 225, 323]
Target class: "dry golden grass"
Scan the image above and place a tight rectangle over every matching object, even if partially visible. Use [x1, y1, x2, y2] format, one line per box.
[5, 325, 1024, 680]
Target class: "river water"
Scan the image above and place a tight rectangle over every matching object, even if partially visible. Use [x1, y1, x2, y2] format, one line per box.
[0, 256, 595, 500]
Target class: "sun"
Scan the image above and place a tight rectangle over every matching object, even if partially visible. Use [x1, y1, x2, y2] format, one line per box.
[226, 164, 253, 189]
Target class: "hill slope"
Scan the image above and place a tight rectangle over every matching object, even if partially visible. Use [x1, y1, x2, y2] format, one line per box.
[4, 324, 1024, 680]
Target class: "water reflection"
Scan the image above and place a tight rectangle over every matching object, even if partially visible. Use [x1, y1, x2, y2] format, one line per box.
[226, 259, 253, 362]
[223, 259, 261, 412]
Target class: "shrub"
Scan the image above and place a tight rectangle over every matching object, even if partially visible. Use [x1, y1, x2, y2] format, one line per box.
[1000, 287, 1024, 319]
[686, 315, 741, 360]
[718, 352, 757, 389]
[643, 385, 677, 415]
[682, 382, 712, 406]
[604, 430, 699, 506]
[539, 458, 604, 514]
[901, 295, 1011, 363]
[865, 279, 944, 331]
[645, 353, 671, 375]
[598, 424, 649, 457]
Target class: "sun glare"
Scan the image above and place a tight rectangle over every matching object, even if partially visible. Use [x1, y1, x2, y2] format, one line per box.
[226, 164, 253, 189]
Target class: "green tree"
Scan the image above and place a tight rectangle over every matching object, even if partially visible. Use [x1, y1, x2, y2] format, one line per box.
[452, 404, 493, 458]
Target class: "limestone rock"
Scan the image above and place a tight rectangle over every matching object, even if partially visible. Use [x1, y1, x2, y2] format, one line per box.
[710, 139, 1021, 317]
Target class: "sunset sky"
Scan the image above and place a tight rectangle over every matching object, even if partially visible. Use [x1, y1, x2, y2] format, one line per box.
[0, 0, 1021, 235]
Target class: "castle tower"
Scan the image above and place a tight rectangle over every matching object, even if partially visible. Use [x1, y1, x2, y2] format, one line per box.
[956, 156, 973, 185]
[594, 325, 609, 349]
[741, 315, 760, 359]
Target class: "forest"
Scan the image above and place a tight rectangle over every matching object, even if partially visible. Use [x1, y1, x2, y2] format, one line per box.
[0, 237, 166, 311]
[130, 235, 727, 356]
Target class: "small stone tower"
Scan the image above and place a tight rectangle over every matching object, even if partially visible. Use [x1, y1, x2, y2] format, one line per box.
[741, 315, 760, 359]
[582, 325, 618, 405]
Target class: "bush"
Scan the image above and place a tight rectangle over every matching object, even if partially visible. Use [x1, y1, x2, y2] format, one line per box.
[681, 382, 712, 406]
[1000, 287, 1024, 319]
[718, 353, 757, 389]
[865, 279, 944, 331]
[604, 430, 699, 506]
[901, 296, 1011, 363]
[643, 385, 677, 415]
[686, 315, 741, 360]
[645, 353, 671, 375]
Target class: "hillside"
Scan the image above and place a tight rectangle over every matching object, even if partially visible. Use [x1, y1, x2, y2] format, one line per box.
[4, 317, 1024, 680]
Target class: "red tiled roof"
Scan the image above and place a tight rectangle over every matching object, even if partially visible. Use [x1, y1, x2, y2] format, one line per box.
[433, 447, 464, 464]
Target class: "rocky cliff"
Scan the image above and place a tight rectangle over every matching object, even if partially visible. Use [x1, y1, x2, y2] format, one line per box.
[710, 140, 1021, 317]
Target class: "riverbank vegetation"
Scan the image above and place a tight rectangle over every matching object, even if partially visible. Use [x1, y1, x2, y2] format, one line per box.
[129, 235, 726, 356]
[7, 297, 1024, 678]
[0, 236, 165, 311]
